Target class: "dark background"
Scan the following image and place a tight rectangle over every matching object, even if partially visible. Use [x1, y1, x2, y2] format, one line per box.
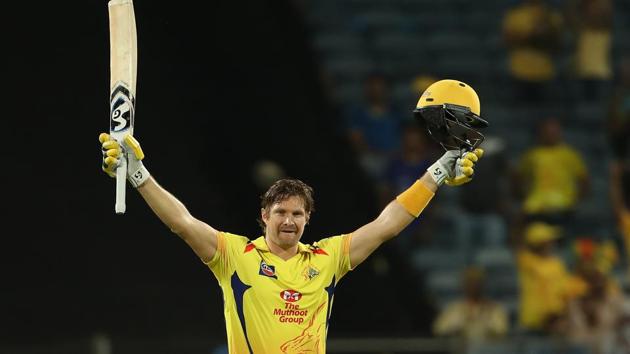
[4, 0, 430, 348]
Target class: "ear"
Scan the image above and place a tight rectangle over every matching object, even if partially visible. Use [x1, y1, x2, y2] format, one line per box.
[261, 208, 269, 224]
[305, 212, 311, 225]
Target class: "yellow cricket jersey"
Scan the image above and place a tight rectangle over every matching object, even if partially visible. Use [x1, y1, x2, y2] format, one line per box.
[518, 144, 587, 214]
[205, 232, 353, 353]
[503, 3, 562, 81]
[517, 250, 586, 329]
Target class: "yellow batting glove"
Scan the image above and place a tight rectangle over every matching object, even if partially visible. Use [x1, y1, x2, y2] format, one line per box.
[100, 133, 121, 178]
[98, 133, 150, 187]
[445, 148, 484, 186]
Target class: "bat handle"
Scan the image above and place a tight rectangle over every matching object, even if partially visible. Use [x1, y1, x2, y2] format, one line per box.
[115, 156, 127, 214]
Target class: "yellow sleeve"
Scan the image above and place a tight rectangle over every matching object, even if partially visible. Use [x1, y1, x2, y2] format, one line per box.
[313, 234, 353, 282]
[204, 232, 249, 282]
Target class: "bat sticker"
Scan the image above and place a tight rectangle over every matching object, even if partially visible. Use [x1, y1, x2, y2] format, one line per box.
[110, 81, 135, 132]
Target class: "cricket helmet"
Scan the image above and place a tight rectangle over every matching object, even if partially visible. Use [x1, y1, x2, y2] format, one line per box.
[413, 79, 488, 151]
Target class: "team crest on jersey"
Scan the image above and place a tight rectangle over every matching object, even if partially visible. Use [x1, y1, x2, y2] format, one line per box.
[280, 289, 302, 302]
[259, 260, 277, 279]
[302, 265, 320, 280]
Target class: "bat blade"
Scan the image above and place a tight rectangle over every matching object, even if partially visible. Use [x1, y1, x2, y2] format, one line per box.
[108, 0, 137, 214]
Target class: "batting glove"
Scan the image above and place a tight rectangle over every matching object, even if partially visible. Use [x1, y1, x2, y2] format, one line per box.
[99, 133, 150, 188]
[427, 148, 484, 186]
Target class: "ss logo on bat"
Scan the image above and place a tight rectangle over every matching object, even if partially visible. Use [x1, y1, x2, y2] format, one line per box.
[110, 82, 135, 132]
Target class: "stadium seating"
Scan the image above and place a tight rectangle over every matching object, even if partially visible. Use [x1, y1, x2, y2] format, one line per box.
[304, 0, 628, 338]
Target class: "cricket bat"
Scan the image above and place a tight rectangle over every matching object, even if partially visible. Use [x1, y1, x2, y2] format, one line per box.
[108, 0, 137, 214]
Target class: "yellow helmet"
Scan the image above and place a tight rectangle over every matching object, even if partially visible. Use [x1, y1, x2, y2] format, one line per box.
[413, 79, 488, 151]
[416, 79, 480, 115]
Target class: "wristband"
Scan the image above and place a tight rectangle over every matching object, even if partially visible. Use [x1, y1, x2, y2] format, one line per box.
[128, 164, 150, 188]
[396, 180, 435, 217]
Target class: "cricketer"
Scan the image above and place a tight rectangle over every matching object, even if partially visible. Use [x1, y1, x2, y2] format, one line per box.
[99, 79, 487, 353]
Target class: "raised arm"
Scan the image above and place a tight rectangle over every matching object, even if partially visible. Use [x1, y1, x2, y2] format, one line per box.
[100, 133, 218, 262]
[349, 149, 483, 268]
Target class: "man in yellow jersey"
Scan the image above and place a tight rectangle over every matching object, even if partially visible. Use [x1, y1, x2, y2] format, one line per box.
[99, 79, 487, 353]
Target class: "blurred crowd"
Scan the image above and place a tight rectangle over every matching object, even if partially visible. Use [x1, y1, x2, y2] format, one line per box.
[328, 0, 630, 352]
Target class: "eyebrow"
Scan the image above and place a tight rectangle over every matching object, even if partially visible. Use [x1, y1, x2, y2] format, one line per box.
[273, 207, 305, 214]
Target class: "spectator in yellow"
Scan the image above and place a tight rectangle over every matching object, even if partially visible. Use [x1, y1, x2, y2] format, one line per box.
[514, 117, 590, 230]
[517, 222, 587, 333]
[503, 0, 563, 102]
[566, 0, 613, 99]
[433, 267, 509, 343]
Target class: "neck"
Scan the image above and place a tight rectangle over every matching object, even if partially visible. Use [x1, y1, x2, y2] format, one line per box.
[265, 236, 299, 260]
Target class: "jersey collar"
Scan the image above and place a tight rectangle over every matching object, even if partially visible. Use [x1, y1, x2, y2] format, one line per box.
[251, 236, 310, 254]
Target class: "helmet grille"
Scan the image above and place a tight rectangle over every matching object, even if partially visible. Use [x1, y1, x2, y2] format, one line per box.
[414, 104, 487, 151]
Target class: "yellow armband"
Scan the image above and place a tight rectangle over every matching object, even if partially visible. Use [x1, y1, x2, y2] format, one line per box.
[396, 180, 435, 217]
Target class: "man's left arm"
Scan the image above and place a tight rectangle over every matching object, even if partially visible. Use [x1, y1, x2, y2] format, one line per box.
[349, 149, 483, 268]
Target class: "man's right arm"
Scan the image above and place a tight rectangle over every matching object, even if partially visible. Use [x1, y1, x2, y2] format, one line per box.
[137, 177, 218, 263]
[100, 133, 218, 263]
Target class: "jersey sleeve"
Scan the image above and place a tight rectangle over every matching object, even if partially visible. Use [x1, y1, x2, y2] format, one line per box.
[313, 234, 353, 282]
[204, 232, 249, 283]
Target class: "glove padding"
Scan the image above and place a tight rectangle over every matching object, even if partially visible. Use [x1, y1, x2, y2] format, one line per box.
[99, 133, 150, 188]
[427, 148, 484, 186]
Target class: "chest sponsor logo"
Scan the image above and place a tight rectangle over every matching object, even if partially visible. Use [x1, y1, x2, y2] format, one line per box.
[280, 289, 302, 302]
[259, 260, 277, 279]
[274, 290, 307, 324]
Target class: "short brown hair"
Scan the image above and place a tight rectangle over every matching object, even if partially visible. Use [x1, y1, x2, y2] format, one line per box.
[257, 178, 315, 232]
